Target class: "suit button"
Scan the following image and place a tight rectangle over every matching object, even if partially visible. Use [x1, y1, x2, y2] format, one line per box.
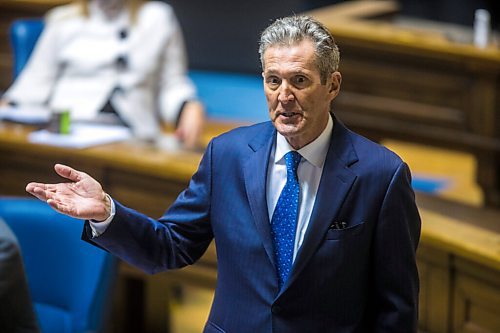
[272, 305, 282, 315]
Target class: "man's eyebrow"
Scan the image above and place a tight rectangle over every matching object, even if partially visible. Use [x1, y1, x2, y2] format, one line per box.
[263, 69, 279, 75]
[291, 71, 310, 76]
[264, 69, 311, 76]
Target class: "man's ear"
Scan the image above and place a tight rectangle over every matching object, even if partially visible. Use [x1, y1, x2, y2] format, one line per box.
[329, 71, 342, 97]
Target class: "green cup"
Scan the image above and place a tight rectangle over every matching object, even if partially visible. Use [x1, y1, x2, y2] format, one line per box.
[59, 110, 71, 135]
[48, 109, 71, 134]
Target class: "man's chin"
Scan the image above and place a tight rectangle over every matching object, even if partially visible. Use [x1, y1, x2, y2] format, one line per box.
[275, 123, 301, 137]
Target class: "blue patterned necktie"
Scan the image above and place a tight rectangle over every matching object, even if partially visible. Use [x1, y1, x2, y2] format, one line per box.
[271, 150, 301, 288]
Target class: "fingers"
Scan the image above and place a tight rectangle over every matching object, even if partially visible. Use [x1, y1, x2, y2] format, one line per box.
[54, 164, 83, 182]
[26, 182, 63, 202]
[175, 128, 197, 150]
[26, 182, 50, 201]
[26, 184, 75, 217]
[45, 197, 72, 216]
[174, 127, 186, 143]
[182, 129, 199, 149]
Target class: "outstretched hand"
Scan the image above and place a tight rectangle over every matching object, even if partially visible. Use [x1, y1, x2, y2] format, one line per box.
[26, 164, 111, 221]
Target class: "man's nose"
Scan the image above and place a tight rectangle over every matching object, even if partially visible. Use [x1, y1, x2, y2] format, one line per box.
[278, 82, 295, 104]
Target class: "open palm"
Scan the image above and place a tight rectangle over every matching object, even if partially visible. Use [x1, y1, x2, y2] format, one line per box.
[26, 164, 111, 221]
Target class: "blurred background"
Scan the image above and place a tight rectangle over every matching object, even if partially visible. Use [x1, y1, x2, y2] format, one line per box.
[0, 0, 499, 333]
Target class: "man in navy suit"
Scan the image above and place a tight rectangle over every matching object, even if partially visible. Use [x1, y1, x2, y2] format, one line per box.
[27, 15, 421, 332]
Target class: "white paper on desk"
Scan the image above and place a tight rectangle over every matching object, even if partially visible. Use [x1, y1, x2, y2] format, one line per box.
[0, 105, 51, 124]
[28, 123, 132, 149]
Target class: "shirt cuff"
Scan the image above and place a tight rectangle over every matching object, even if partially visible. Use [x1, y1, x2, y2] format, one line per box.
[89, 194, 116, 238]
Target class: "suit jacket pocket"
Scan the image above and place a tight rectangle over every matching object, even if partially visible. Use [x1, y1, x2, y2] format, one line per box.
[204, 321, 226, 333]
[325, 221, 365, 240]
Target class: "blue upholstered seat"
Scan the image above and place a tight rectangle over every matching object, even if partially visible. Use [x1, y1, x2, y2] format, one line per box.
[189, 70, 268, 124]
[9, 18, 44, 79]
[0, 198, 117, 333]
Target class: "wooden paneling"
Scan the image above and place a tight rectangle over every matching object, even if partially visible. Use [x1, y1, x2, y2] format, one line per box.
[337, 52, 471, 129]
[416, 194, 500, 333]
[417, 244, 451, 333]
[307, 0, 500, 207]
[452, 259, 500, 333]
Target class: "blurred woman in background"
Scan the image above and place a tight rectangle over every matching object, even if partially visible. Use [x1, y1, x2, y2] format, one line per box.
[2, 0, 204, 147]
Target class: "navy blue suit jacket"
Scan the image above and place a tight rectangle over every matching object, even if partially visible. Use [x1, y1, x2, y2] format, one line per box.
[85, 116, 421, 332]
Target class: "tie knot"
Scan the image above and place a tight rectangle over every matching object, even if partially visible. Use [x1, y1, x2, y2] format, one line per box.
[284, 151, 301, 180]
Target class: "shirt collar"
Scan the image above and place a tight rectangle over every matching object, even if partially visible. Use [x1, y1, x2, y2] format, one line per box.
[274, 114, 333, 168]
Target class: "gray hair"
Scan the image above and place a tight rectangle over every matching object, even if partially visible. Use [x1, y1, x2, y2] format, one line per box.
[259, 15, 340, 84]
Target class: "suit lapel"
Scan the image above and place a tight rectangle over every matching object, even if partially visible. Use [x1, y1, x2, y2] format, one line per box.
[279, 117, 359, 295]
[243, 123, 276, 267]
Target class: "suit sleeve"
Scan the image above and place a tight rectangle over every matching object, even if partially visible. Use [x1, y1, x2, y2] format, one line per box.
[83, 140, 214, 274]
[372, 162, 421, 332]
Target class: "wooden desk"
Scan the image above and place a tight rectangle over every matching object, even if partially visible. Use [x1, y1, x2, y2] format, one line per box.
[0, 119, 237, 261]
[307, 0, 500, 207]
[0, 120, 228, 332]
[415, 193, 500, 333]
[1, 121, 499, 333]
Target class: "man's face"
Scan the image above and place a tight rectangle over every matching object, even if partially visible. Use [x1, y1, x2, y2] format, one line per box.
[262, 39, 341, 149]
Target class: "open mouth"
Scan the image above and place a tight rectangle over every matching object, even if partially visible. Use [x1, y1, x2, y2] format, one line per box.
[278, 111, 300, 118]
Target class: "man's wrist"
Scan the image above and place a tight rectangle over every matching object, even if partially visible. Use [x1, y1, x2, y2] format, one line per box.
[89, 194, 115, 238]
[91, 193, 114, 223]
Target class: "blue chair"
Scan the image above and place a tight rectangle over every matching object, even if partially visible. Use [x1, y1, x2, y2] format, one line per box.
[9, 18, 45, 79]
[189, 70, 268, 124]
[0, 198, 118, 333]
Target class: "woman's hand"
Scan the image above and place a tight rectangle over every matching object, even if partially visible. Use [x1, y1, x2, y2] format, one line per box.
[175, 100, 205, 149]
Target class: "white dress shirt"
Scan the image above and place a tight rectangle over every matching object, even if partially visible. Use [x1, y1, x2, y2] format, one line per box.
[5, 1, 196, 140]
[266, 115, 333, 261]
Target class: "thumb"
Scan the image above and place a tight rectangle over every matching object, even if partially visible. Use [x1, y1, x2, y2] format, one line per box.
[54, 164, 84, 182]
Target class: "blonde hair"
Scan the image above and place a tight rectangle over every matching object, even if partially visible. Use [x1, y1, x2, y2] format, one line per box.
[77, 0, 145, 23]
